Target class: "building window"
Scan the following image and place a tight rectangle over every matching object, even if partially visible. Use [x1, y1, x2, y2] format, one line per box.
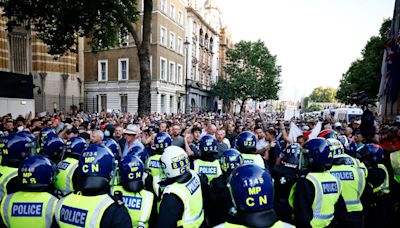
[160, 26, 167, 46]
[161, 94, 166, 113]
[160, 57, 167, 80]
[193, 22, 197, 35]
[178, 11, 183, 25]
[120, 94, 128, 112]
[100, 95, 107, 112]
[170, 96, 174, 113]
[169, 61, 175, 82]
[177, 37, 183, 54]
[118, 58, 129, 80]
[161, 0, 166, 12]
[177, 64, 183, 84]
[98, 60, 108, 81]
[9, 32, 29, 74]
[170, 3, 175, 20]
[169, 32, 175, 50]
[150, 55, 153, 77]
[119, 27, 129, 47]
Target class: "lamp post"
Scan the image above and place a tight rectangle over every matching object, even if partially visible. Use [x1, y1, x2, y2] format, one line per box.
[184, 37, 190, 113]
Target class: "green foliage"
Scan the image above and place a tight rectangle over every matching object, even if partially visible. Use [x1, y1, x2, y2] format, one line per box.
[305, 103, 324, 112]
[308, 86, 337, 103]
[0, 0, 140, 54]
[211, 40, 281, 110]
[336, 19, 392, 103]
[1, 0, 154, 116]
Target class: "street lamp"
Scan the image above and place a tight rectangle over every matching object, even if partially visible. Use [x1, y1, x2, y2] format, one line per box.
[184, 37, 190, 113]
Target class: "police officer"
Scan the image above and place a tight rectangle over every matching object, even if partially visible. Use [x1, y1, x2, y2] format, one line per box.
[358, 144, 390, 228]
[215, 164, 294, 227]
[194, 135, 222, 184]
[289, 138, 346, 228]
[54, 144, 132, 227]
[112, 155, 156, 227]
[1, 156, 58, 227]
[0, 133, 32, 201]
[338, 135, 368, 178]
[103, 138, 122, 161]
[38, 128, 55, 150]
[236, 131, 268, 169]
[209, 148, 243, 226]
[328, 138, 365, 227]
[40, 134, 65, 164]
[146, 132, 171, 198]
[157, 146, 205, 228]
[146, 132, 171, 177]
[273, 143, 302, 223]
[55, 136, 86, 196]
[317, 129, 338, 139]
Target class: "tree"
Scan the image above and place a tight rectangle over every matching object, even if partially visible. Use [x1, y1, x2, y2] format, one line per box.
[336, 19, 392, 103]
[308, 86, 337, 103]
[211, 40, 281, 113]
[0, 0, 153, 116]
[305, 103, 324, 112]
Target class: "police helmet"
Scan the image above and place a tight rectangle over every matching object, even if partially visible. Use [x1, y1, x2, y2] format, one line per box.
[39, 128, 55, 148]
[160, 146, 190, 179]
[40, 136, 65, 163]
[79, 144, 115, 191]
[119, 155, 145, 192]
[17, 130, 36, 142]
[128, 146, 149, 164]
[346, 141, 357, 158]
[103, 138, 121, 159]
[219, 149, 243, 175]
[301, 138, 333, 171]
[358, 144, 384, 167]
[227, 164, 276, 222]
[154, 132, 172, 153]
[235, 131, 257, 154]
[317, 129, 338, 139]
[199, 134, 218, 155]
[18, 155, 56, 190]
[1, 134, 32, 167]
[327, 138, 345, 159]
[281, 143, 302, 168]
[65, 137, 87, 157]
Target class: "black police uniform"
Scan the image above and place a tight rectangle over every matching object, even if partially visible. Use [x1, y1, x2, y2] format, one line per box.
[209, 173, 234, 226]
[361, 165, 389, 228]
[272, 164, 299, 223]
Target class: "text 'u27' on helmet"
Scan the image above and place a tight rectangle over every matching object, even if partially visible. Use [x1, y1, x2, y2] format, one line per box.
[219, 148, 243, 175]
[154, 132, 172, 153]
[327, 138, 345, 159]
[199, 134, 218, 154]
[235, 131, 257, 154]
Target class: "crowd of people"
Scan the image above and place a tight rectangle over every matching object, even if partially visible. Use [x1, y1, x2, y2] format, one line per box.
[0, 109, 399, 228]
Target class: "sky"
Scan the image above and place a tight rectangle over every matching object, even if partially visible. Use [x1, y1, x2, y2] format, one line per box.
[203, 0, 395, 101]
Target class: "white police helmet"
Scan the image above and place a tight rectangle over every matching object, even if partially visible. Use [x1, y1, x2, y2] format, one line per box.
[160, 146, 190, 178]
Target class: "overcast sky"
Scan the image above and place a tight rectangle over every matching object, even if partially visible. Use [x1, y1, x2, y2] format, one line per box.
[206, 0, 395, 101]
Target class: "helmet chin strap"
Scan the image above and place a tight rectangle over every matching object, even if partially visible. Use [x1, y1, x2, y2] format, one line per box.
[226, 177, 238, 216]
